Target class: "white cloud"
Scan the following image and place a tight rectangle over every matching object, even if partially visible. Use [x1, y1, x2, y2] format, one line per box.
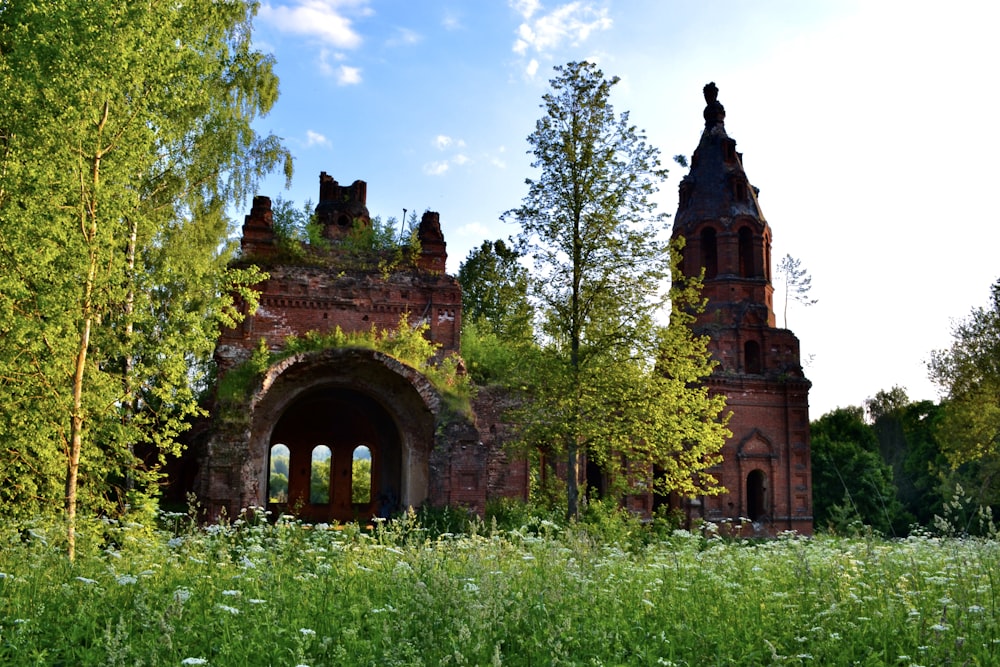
[452, 154, 470, 166]
[423, 161, 450, 176]
[434, 135, 466, 150]
[510, 1, 612, 75]
[259, 1, 367, 48]
[336, 65, 362, 85]
[457, 221, 491, 238]
[510, 0, 541, 21]
[305, 130, 330, 147]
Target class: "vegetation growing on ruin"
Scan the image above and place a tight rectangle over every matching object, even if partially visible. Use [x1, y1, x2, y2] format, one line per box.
[260, 197, 422, 275]
[216, 314, 473, 424]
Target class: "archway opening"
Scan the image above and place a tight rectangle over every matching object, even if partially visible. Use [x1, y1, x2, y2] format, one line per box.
[738, 227, 754, 277]
[268, 388, 400, 522]
[746, 469, 767, 522]
[352, 445, 372, 504]
[700, 227, 718, 279]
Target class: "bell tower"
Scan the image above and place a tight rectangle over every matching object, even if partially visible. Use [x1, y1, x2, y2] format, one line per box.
[673, 83, 813, 535]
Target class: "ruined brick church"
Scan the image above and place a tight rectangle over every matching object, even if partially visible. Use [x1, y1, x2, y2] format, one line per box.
[179, 83, 812, 534]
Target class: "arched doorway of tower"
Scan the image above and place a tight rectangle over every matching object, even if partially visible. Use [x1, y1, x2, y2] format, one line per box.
[746, 469, 768, 522]
[266, 388, 401, 522]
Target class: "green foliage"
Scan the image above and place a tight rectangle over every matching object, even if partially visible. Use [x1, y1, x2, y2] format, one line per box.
[3, 513, 1000, 665]
[866, 388, 949, 526]
[929, 278, 1000, 508]
[0, 0, 290, 542]
[253, 199, 421, 275]
[502, 61, 728, 517]
[220, 314, 473, 416]
[457, 238, 534, 342]
[810, 406, 910, 535]
[352, 457, 372, 504]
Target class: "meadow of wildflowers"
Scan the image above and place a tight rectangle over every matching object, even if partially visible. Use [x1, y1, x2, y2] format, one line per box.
[1, 510, 998, 666]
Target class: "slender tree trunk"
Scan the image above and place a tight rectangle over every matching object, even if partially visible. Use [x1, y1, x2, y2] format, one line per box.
[67, 257, 96, 563]
[67, 102, 108, 561]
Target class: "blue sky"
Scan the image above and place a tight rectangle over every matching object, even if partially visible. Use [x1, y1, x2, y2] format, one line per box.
[246, 0, 1000, 419]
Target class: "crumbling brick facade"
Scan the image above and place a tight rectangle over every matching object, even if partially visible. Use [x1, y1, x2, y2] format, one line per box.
[186, 174, 523, 522]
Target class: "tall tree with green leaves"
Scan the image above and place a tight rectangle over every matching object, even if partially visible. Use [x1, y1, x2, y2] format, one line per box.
[929, 278, 1000, 507]
[502, 61, 728, 518]
[458, 239, 533, 341]
[0, 0, 290, 558]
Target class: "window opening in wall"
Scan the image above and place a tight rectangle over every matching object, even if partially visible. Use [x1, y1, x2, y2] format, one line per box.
[746, 469, 767, 521]
[268, 444, 290, 504]
[337, 214, 350, 227]
[352, 445, 372, 504]
[738, 227, 754, 277]
[700, 227, 717, 279]
[310, 445, 332, 504]
[744, 340, 762, 374]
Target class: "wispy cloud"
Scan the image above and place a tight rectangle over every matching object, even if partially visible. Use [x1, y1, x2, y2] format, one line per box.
[388, 27, 422, 46]
[336, 65, 362, 85]
[509, 1, 612, 76]
[305, 130, 331, 147]
[259, 1, 368, 48]
[434, 135, 467, 150]
[425, 136, 473, 175]
[423, 161, 450, 176]
[442, 11, 463, 30]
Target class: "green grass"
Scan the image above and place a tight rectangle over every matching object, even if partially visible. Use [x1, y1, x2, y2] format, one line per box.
[1, 511, 998, 666]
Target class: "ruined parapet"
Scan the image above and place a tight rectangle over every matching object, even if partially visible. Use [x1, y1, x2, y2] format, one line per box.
[417, 211, 447, 273]
[240, 196, 277, 258]
[315, 172, 370, 240]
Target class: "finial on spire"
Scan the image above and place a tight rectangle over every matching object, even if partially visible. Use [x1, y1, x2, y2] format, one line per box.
[703, 81, 725, 128]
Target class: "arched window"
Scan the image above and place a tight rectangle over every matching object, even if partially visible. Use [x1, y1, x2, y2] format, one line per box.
[700, 227, 717, 279]
[746, 470, 767, 521]
[738, 227, 754, 277]
[744, 340, 762, 374]
[268, 444, 290, 504]
[310, 445, 332, 504]
[352, 445, 372, 504]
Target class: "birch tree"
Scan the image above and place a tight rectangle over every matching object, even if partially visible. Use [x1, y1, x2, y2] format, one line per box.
[0, 0, 289, 558]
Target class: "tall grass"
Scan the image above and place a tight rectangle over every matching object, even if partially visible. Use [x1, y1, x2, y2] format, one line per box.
[1, 510, 998, 665]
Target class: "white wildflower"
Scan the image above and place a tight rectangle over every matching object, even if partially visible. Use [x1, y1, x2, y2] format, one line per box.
[221, 589, 241, 597]
[299, 628, 316, 636]
[75, 576, 98, 585]
[181, 659, 208, 665]
[216, 604, 240, 615]
[116, 574, 137, 585]
[174, 588, 192, 603]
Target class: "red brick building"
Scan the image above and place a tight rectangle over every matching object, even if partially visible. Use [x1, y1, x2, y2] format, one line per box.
[186, 83, 812, 533]
[186, 173, 527, 522]
[671, 83, 813, 535]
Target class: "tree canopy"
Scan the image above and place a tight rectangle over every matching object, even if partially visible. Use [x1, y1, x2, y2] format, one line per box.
[929, 278, 1000, 507]
[0, 0, 291, 557]
[502, 61, 728, 518]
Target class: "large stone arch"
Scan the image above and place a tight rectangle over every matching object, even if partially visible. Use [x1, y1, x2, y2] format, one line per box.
[251, 348, 439, 515]
[198, 348, 444, 520]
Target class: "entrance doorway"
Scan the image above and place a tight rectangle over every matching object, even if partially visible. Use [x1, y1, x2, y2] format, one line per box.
[746, 469, 768, 522]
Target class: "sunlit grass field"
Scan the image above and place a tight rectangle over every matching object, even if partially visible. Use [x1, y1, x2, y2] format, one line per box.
[2, 509, 998, 666]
